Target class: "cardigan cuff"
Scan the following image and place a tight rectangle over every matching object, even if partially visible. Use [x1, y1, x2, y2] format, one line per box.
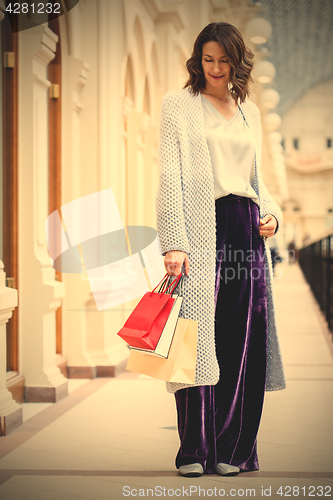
[161, 248, 189, 257]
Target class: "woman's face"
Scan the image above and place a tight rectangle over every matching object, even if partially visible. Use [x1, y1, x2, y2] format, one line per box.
[201, 41, 232, 90]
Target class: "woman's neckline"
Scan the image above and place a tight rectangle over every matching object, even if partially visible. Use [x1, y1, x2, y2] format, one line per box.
[200, 93, 240, 123]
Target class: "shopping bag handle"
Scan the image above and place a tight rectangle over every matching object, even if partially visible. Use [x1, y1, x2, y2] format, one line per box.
[159, 273, 183, 296]
[159, 274, 176, 293]
[151, 273, 169, 294]
[151, 273, 182, 297]
[163, 273, 182, 295]
[158, 274, 168, 293]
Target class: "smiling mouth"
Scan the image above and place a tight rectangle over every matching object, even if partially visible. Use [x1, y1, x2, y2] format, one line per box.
[210, 75, 224, 79]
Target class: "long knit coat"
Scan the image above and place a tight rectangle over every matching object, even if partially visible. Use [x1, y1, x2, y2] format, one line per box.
[156, 87, 286, 394]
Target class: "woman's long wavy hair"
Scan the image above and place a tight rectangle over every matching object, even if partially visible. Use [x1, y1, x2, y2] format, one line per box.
[184, 22, 254, 103]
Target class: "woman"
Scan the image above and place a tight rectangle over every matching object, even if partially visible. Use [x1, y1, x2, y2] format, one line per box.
[156, 22, 286, 478]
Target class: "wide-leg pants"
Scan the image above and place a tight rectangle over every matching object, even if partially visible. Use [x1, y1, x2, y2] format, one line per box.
[174, 194, 268, 473]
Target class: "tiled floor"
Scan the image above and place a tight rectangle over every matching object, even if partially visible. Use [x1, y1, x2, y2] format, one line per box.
[0, 262, 332, 499]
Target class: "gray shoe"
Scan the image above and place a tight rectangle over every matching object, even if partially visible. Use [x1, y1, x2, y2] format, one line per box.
[215, 463, 240, 476]
[179, 463, 204, 477]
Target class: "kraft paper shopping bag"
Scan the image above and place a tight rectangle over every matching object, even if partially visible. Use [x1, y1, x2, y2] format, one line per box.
[126, 317, 198, 384]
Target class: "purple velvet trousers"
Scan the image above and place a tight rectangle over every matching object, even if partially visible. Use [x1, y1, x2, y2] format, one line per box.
[175, 194, 268, 474]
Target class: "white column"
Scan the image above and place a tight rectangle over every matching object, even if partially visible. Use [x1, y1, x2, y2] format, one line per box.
[0, 262, 21, 435]
[61, 56, 98, 378]
[19, 25, 67, 402]
[83, 0, 130, 375]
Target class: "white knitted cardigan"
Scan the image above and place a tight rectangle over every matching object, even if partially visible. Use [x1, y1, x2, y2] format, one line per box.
[156, 87, 286, 394]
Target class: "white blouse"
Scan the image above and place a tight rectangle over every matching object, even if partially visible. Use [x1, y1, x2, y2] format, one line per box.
[201, 94, 259, 206]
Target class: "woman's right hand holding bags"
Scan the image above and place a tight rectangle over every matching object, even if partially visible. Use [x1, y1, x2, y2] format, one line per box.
[164, 250, 190, 277]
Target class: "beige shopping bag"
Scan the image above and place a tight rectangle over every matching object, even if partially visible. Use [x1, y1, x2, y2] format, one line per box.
[126, 317, 198, 384]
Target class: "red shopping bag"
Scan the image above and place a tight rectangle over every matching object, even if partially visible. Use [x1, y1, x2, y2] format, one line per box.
[117, 274, 182, 350]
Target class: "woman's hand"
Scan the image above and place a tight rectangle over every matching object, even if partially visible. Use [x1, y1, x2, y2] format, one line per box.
[259, 214, 277, 238]
[164, 251, 190, 277]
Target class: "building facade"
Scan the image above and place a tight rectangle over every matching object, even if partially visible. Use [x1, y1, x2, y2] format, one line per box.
[280, 78, 333, 247]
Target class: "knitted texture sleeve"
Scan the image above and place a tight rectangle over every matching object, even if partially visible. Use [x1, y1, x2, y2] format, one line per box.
[156, 97, 190, 256]
[246, 102, 283, 233]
